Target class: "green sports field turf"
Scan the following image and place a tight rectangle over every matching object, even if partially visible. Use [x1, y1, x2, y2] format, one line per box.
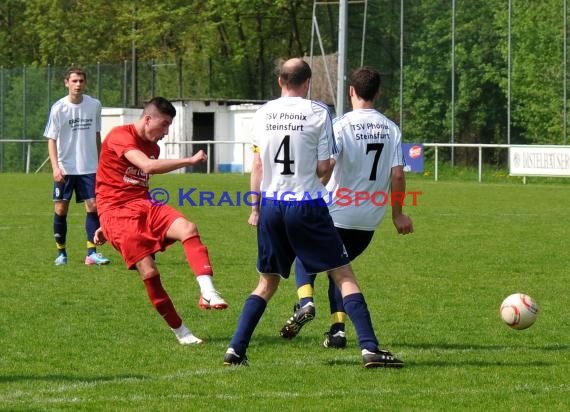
[1, 172, 569, 411]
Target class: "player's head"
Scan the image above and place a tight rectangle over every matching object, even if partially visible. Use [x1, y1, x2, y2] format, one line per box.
[350, 66, 380, 102]
[140, 97, 176, 142]
[65, 66, 87, 81]
[144, 97, 177, 119]
[64, 66, 87, 97]
[278, 58, 311, 96]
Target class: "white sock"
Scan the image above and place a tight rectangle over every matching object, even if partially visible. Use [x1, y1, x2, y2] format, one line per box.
[172, 323, 190, 339]
[196, 274, 215, 295]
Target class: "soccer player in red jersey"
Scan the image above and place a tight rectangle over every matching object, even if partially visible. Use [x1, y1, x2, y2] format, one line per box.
[94, 97, 227, 345]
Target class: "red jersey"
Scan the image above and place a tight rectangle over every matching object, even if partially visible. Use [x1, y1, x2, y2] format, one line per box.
[96, 124, 160, 215]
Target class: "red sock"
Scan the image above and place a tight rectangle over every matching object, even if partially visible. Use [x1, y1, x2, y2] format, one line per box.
[182, 235, 213, 276]
[143, 276, 182, 329]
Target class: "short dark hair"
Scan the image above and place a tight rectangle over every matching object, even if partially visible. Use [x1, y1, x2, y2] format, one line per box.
[279, 58, 312, 88]
[65, 66, 87, 81]
[144, 97, 176, 118]
[350, 66, 380, 101]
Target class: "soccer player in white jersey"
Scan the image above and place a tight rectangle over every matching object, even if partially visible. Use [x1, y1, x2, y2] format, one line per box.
[45, 66, 110, 266]
[280, 66, 414, 348]
[224, 58, 403, 368]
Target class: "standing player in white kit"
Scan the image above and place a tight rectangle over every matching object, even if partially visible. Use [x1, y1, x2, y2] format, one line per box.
[45, 66, 110, 266]
[224, 59, 404, 368]
[280, 66, 414, 348]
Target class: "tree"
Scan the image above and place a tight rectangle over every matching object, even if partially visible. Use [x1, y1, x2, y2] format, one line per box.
[402, 0, 451, 146]
[0, 0, 30, 66]
[502, 0, 566, 144]
[1, 0, 569, 169]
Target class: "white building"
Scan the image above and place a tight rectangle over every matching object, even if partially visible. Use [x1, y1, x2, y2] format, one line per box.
[101, 99, 262, 173]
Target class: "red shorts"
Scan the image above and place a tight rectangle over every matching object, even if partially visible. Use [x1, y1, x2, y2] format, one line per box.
[99, 199, 186, 269]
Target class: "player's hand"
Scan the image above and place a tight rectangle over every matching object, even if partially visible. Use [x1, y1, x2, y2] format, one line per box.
[393, 213, 413, 235]
[93, 227, 107, 245]
[53, 168, 65, 183]
[188, 150, 207, 165]
[248, 210, 259, 226]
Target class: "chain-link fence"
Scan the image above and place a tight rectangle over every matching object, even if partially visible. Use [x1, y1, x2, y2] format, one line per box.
[2, 1, 570, 172]
[0, 59, 218, 172]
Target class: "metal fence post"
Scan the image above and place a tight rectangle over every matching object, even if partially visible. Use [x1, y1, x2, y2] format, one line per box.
[242, 142, 246, 175]
[47, 64, 51, 114]
[478, 146, 483, 182]
[0, 65, 4, 172]
[151, 59, 155, 97]
[178, 57, 183, 99]
[123, 60, 128, 107]
[22, 65, 27, 170]
[97, 61, 101, 100]
[434, 145, 439, 181]
[207, 143, 211, 174]
[26, 142, 31, 174]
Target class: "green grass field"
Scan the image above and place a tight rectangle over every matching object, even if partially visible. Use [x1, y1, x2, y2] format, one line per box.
[1, 172, 569, 411]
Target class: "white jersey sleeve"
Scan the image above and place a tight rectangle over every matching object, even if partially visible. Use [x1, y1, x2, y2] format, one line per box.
[326, 109, 404, 230]
[44, 95, 102, 175]
[252, 97, 333, 201]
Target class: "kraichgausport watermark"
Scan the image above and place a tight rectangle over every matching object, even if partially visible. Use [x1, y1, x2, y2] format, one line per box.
[147, 187, 422, 207]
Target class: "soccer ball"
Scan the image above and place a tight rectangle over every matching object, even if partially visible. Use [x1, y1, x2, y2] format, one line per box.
[500, 293, 538, 330]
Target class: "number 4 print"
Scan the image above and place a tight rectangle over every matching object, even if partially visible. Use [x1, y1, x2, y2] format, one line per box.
[274, 135, 295, 175]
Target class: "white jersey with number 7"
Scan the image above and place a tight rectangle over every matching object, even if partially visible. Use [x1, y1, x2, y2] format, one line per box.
[327, 108, 404, 231]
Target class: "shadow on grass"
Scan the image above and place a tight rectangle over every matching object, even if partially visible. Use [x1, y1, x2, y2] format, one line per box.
[324, 358, 554, 367]
[0, 374, 147, 384]
[203, 333, 318, 346]
[322, 341, 569, 367]
[249, 337, 570, 353]
[392, 341, 569, 351]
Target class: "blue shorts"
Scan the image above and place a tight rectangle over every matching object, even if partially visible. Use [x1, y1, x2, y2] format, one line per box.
[335, 227, 374, 260]
[295, 227, 374, 276]
[52, 174, 96, 203]
[256, 200, 350, 278]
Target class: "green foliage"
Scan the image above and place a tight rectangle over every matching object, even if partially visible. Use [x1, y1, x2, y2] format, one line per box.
[453, 2, 506, 146]
[1, 173, 569, 410]
[508, 1, 566, 144]
[396, 0, 568, 163]
[402, 1, 452, 144]
[1, 0, 569, 171]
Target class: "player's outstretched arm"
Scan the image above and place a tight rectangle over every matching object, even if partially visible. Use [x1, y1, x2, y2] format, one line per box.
[124, 149, 207, 175]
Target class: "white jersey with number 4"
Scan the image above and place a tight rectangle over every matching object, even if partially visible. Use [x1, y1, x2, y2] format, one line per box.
[252, 96, 335, 201]
[327, 108, 404, 230]
[44, 94, 101, 175]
